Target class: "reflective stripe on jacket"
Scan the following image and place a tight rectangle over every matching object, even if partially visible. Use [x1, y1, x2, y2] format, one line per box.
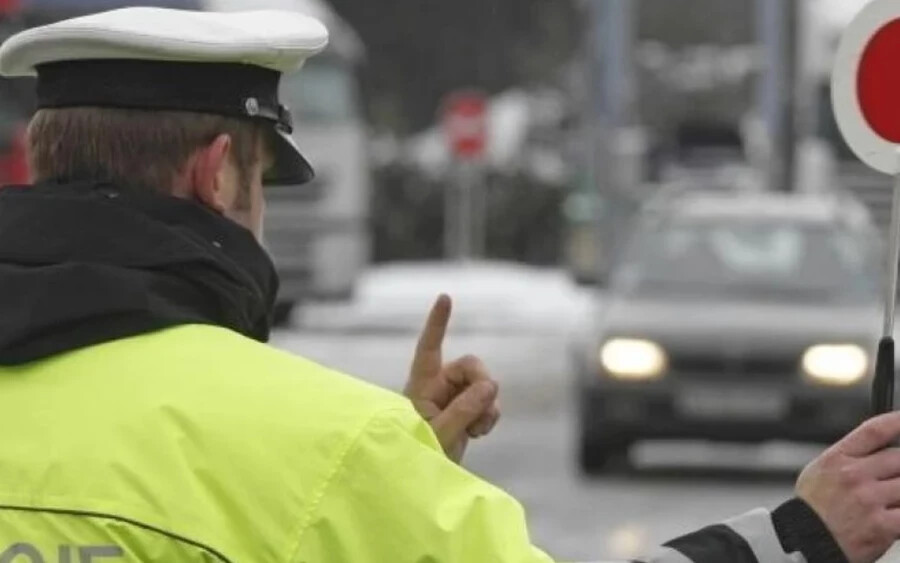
[633, 509, 808, 563]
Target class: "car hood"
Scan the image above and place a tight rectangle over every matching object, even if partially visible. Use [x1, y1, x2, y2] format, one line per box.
[599, 296, 881, 352]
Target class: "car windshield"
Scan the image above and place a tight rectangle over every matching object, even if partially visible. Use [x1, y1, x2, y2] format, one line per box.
[615, 217, 880, 302]
[279, 58, 359, 125]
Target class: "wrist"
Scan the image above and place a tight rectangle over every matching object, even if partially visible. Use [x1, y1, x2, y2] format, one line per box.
[772, 497, 848, 563]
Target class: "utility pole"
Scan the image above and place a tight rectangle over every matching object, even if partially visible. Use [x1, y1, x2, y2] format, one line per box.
[589, 0, 634, 282]
[757, 0, 798, 192]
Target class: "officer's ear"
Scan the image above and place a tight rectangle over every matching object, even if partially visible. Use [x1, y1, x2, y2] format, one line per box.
[189, 133, 234, 214]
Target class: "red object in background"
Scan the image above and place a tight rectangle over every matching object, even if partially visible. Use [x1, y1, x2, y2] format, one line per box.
[0, 124, 29, 185]
[858, 18, 900, 144]
[0, 0, 20, 15]
[441, 91, 488, 160]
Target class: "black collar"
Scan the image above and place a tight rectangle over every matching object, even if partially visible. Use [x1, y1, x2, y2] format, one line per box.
[0, 181, 279, 365]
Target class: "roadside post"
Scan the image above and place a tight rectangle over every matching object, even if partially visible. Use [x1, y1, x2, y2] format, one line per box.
[441, 90, 488, 261]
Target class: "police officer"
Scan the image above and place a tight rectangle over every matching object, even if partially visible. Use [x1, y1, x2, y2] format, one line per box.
[0, 7, 898, 563]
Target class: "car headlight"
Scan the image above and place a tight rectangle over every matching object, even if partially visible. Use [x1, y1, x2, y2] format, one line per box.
[802, 344, 868, 386]
[599, 338, 667, 380]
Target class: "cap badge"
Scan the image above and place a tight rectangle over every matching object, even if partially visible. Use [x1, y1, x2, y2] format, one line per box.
[245, 97, 260, 116]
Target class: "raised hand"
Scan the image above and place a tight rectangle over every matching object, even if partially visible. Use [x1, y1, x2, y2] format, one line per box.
[405, 294, 501, 463]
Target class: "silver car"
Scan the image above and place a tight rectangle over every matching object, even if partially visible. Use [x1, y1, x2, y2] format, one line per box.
[574, 189, 883, 474]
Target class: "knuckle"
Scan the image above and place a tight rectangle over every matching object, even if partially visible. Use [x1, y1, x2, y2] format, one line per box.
[889, 449, 900, 470]
[457, 401, 482, 419]
[873, 512, 897, 538]
[819, 457, 840, 476]
[460, 354, 483, 371]
[887, 513, 900, 536]
[855, 485, 881, 512]
[460, 389, 486, 409]
[874, 450, 900, 481]
[815, 448, 838, 469]
[862, 419, 892, 445]
[838, 464, 864, 488]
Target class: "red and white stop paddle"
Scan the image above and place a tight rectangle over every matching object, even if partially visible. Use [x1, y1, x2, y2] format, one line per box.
[833, 0, 900, 414]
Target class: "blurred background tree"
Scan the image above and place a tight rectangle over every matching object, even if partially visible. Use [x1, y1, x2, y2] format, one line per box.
[324, 0, 583, 266]
[329, 0, 581, 133]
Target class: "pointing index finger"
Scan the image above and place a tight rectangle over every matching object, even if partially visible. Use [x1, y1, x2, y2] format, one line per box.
[416, 294, 452, 354]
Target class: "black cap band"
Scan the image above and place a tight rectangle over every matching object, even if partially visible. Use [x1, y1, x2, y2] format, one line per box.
[33, 59, 315, 186]
[35, 59, 294, 134]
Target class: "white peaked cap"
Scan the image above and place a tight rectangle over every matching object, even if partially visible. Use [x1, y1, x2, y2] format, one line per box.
[0, 7, 331, 186]
[0, 7, 329, 76]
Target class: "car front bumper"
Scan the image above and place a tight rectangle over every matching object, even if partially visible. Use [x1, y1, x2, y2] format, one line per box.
[580, 378, 870, 444]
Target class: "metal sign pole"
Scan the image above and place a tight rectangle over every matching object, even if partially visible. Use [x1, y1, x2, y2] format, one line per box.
[468, 160, 487, 259]
[441, 92, 487, 261]
[444, 171, 458, 260]
[457, 161, 474, 260]
[757, 0, 785, 191]
[872, 148, 900, 414]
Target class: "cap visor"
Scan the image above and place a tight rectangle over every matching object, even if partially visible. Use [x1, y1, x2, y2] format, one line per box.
[265, 128, 315, 186]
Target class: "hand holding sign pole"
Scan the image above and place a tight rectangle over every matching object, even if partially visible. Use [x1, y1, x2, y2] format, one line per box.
[833, 0, 900, 414]
[877, 163, 900, 414]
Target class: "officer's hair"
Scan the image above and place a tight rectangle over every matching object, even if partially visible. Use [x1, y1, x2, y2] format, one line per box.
[26, 107, 262, 208]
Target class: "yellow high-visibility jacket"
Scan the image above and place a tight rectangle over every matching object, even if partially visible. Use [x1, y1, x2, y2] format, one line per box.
[0, 324, 554, 562]
[0, 180, 850, 563]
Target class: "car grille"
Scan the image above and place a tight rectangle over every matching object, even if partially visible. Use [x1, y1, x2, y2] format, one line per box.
[668, 352, 799, 379]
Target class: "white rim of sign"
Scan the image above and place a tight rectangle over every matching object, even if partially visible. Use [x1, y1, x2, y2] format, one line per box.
[832, 0, 900, 175]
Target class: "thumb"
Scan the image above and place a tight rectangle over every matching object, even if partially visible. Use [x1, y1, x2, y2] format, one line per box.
[431, 380, 498, 450]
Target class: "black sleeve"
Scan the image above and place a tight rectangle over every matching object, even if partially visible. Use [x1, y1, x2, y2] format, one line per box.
[771, 497, 849, 563]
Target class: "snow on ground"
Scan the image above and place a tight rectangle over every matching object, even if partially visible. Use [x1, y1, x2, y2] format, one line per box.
[298, 260, 598, 337]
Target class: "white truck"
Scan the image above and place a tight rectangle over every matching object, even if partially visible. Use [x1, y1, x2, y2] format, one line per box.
[204, 0, 372, 324]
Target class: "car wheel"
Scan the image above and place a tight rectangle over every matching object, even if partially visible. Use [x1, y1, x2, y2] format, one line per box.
[578, 430, 632, 476]
[272, 301, 296, 327]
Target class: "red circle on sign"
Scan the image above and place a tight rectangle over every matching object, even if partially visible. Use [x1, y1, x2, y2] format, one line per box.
[858, 18, 900, 143]
[442, 92, 487, 159]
